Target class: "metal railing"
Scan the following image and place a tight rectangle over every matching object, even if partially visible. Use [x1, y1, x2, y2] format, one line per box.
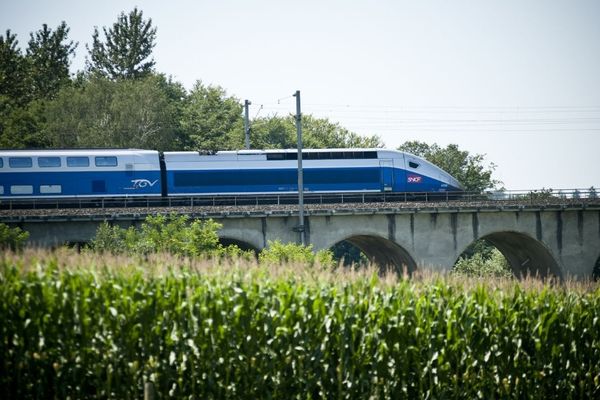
[0, 188, 598, 211]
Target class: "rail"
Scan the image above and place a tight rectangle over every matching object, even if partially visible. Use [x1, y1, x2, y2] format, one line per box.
[0, 188, 598, 211]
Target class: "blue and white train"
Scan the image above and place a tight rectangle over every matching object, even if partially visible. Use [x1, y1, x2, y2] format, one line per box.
[0, 148, 463, 199]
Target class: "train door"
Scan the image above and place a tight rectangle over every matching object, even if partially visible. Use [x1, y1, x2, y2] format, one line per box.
[379, 159, 394, 191]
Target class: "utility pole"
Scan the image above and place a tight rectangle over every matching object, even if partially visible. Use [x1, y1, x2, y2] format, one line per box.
[244, 100, 251, 149]
[293, 90, 305, 245]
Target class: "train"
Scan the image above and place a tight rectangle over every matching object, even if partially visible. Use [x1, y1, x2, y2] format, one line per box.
[0, 148, 463, 199]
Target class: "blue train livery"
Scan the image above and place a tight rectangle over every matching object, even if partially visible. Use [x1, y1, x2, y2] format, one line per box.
[0, 148, 463, 199]
[0, 149, 162, 198]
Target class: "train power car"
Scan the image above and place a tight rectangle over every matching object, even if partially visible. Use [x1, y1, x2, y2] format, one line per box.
[0, 149, 162, 198]
[163, 148, 462, 195]
[0, 148, 463, 199]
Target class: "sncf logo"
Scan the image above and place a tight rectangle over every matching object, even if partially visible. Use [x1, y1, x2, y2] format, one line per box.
[125, 179, 158, 190]
[407, 175, 422, 183]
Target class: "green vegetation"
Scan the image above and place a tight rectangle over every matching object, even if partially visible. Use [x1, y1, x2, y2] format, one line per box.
[397, 141, 499, 192]
[453, 248, 512, 278]
[90, 214, 252, 260]
[1, 250, 599, 399]
[0, 223, 29, 251]
[86, 7, 156, 80]
[259, 240, 335, 269]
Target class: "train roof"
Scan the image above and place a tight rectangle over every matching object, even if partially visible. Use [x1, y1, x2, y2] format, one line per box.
[0, 149, 159, 157]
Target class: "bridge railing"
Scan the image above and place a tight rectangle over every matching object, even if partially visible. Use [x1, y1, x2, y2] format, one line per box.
[0, 188, 598, 211]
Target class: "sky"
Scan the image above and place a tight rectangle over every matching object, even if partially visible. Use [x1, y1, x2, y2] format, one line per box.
[2, 0, 599, 190]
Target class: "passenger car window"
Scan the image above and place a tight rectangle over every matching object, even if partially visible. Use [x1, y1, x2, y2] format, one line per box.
[9, 157, 33, 168]
[0, 158, 3, 168]
[95, 156, 118, 167]
[40, 185, 62, 194]
[409, 161, 420, 169]
[67, 157, 90, 167]
[38, 157, 61, 167]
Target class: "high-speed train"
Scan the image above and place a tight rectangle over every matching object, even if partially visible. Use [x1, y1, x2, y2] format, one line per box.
[0, 148, 463, 199]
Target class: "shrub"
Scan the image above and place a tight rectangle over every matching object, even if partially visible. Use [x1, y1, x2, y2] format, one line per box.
[453, 248, 513, 278]
[259, 240, 335, 269]
[89, 214, 251, 259]
[0, 223, 29, 251]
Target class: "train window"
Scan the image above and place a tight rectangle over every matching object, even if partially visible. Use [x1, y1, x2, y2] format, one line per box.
[0, 158, 3, 168]
[40, 185, 61, 194]
[95, 156, 118, 167]
[67, 157, 90, 167]
[11, 185, 33, 195]
[409, 161, 420, 169]
[267, 153, 285, 160]
[9, 157, 33, 168]
[38, 157, 61, 167]
[0, 186, 3, 194]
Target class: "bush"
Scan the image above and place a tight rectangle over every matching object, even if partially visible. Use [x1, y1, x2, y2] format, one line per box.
[89, 214, 252, 259]
[0, 223, 29, 251]
[453, 248, 513, 278]
[259, 240, 335, 269]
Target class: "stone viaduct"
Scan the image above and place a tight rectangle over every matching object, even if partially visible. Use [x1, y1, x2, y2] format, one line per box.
[4, 202, 600, 280]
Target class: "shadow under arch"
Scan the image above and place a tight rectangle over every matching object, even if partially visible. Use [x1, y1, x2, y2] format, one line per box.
[456, 231, 562, 279]
[332, 235, 417, 274]
[219, 237, 260, 254]
[593, 255, 600, 282]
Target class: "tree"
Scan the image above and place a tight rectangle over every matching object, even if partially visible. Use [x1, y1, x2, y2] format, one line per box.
[180, 81, 244, 151]
[249, 114, 383, 150]
[0, 30, 29, 105]
[44, 74, 183, 150]
[0, 223, 29, 251]
[89, 214, 250, 259]
[1, 24, 77, 149]
[86, 7, 157, 79]
[26, 22, 77, 99]
[397, 141, 499, 192]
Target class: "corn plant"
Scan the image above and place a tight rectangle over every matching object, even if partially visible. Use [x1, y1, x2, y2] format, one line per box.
[1, 251, 599, 399]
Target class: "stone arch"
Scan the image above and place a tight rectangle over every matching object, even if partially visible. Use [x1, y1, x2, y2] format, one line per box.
[456, 231, 562, 279]
[328, 234, 417, 274]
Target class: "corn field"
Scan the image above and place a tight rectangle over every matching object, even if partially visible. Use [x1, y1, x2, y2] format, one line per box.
[1, 250, 599, 399]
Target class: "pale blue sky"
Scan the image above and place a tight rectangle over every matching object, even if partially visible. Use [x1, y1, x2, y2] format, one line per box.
[2, 0, 599, 190]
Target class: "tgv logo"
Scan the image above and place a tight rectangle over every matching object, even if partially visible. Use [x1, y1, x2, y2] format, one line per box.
[127, 179, 158, 189]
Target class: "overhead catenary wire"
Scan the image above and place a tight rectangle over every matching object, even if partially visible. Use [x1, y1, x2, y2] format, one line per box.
[243, 101, 600, 134]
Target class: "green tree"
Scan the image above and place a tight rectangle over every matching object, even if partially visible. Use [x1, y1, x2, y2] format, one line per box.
[0, 100, 49, 148]
[44, 74, 182, 150]
[397, 141, 499, 192]
[453, 247, 512, 278]
[0, 223, 29, 251]
[86, 7, 156, 79]
[0, 30, 29, 105]
[1, 24, 77, 149]
[180, 81, 244, 151]
[26, 22, 77, 99]
[90, 214, 249, 259]
[249, 114, 383, 149]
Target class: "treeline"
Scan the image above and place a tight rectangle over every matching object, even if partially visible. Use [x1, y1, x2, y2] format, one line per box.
[0, 8, 381, 153]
